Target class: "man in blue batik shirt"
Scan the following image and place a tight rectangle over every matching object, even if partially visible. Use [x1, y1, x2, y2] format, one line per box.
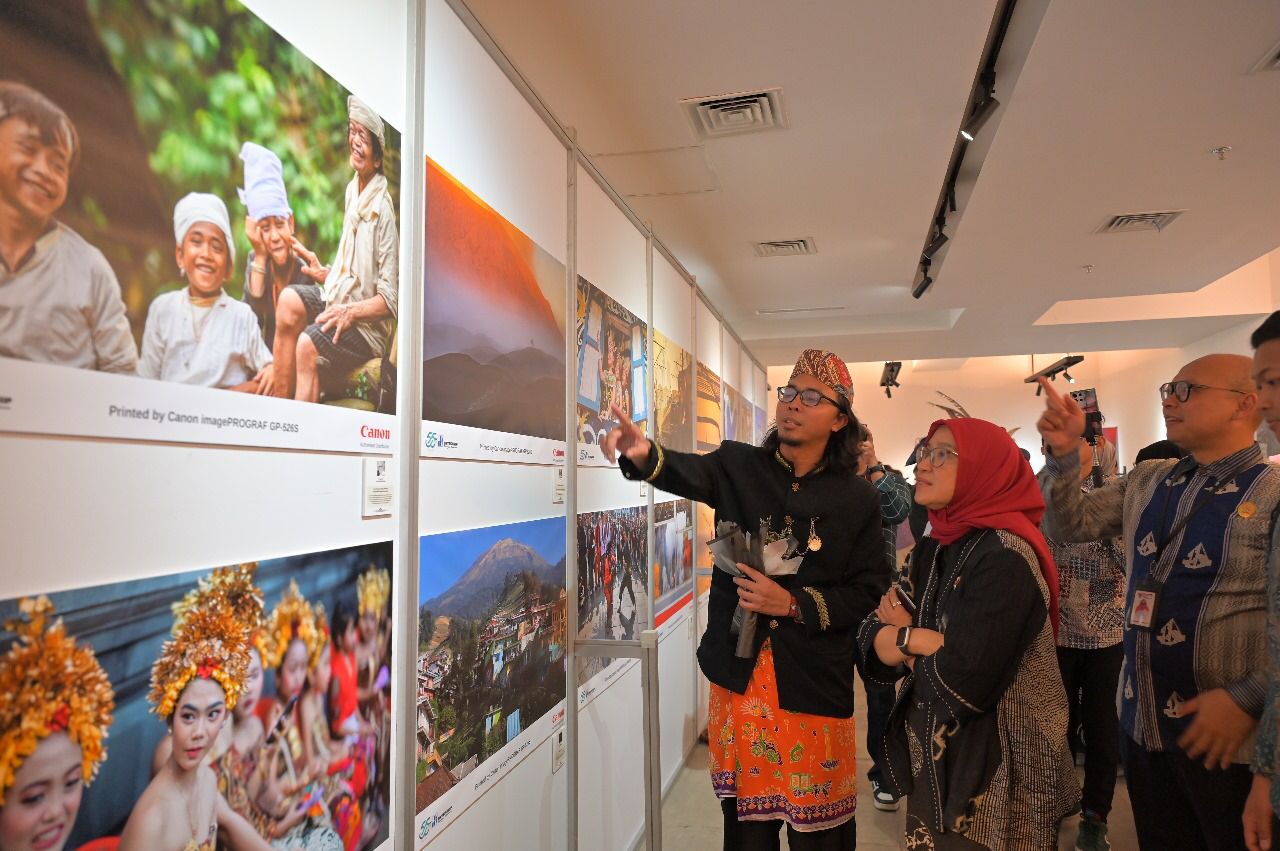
[1039, 354, 1280, 851]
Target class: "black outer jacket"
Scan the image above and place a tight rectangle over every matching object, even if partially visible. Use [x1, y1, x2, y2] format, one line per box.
[620, 440, 889, 717]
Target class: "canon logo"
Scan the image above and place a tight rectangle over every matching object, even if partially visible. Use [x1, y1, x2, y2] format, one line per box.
[361, 425, 391, 440]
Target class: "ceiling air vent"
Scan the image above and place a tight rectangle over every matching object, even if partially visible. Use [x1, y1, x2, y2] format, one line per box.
[682, 88, 786, 139]
[756, 305, 845, 316]
[1098, 210, 1186, 234]
[753, 237, 816, 258]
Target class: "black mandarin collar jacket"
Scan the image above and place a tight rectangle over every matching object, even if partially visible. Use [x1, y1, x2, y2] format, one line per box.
[621, 440, 889, 717]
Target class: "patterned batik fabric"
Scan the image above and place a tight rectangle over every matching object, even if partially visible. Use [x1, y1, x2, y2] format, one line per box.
[1044, 478, 1127, 650]
[708, 640, 859, 833]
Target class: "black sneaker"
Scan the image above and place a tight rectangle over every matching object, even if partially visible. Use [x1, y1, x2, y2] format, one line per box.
[871, 780, 900, 812]
[1075, 812, 1110, 851]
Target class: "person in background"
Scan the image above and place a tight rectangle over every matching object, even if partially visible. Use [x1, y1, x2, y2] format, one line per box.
[0, 81, 137, 373]
[137, 192, 272, 390]
[1038, 357, 1280, 851]
[290, 96, 398, 404]
[855, 423, 913, 813]
[1135, 439, 1183, 465]
[1038, 436, 1127, 851]
[238, 141, 320, 398]
[861, 418, 1078, 849]
[603, 348, 887, 850]
[1245, 310, 1280, 851]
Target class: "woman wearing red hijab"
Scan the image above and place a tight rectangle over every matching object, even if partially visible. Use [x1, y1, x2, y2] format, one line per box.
[859, 418, 1078, 850]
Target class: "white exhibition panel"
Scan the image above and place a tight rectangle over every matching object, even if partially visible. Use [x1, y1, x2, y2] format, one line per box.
[418, 459, 565, 535]
[657, 607, 698, 792]
[741, 349, 758, 405]
[577, 660, 650, 851]
[422, 736, 561, 851]
[653, 252, 694, 354]
[425, 0, 568, 264]
[241, 0, 407, 129]
[754, 365, 768, 410]
[696, 298, 722, 373]
[576, 166, 648, 320]
[577, 465, 647, 514]
[721, 333, 742, 392]
[1, 435, 395, 598]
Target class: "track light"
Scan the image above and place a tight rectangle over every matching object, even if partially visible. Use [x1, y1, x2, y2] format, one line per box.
[912, 274, 933, 300]
[881, 361, 902, 398]
[922, 230, 949, 260]
[959, 96, 999, 142]
[1025, 355, 1085, 394]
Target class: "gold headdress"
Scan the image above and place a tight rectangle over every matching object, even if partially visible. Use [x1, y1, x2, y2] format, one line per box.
[0, 596, 115, 805]
[261, 580, 326, 670]
[357, 567, 390, 617]
[149, 566, 257, 719]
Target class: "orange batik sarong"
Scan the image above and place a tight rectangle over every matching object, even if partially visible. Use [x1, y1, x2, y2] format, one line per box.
[708, 640, 859, 832]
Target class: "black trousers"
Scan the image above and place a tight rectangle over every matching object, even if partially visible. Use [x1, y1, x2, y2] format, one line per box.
[860, 671, 894, 786]
[1057, 643, 1123, 818]
[1123, 736, 1253, 851]
[720, 798, 856, 851]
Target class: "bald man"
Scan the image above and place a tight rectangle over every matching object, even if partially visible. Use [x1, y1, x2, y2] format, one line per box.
[1038, 354, 1280, 851]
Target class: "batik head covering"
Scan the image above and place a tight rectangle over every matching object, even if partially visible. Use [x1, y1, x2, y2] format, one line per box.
[238, 142, 291, 222]
[0, 597, 114, 806]
[923, 418, 1060, 636]
[261, 580, 326, 670]
[149, 566, 259, 719]
[173, 191, 236, 267]
[347, 95, 385, 149]
[789, 349, 853, 405]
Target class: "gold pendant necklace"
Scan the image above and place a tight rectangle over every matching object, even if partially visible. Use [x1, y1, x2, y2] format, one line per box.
[806, 518, 822, 552]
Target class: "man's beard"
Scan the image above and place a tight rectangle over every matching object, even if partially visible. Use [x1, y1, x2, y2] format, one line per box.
[776, 431, 804, 447]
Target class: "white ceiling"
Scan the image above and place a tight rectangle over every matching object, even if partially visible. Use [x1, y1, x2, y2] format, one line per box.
[460, 0, 1280, 368]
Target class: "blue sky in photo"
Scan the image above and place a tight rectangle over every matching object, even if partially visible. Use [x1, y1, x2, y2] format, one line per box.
[418, 516, 567, 604]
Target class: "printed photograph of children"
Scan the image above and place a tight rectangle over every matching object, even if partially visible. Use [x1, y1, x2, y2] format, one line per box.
[0, 0, 400, 412]
[0, 544, 393, 851]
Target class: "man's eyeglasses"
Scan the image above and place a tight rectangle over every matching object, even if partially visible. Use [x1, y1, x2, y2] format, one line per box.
[778, 385, 841, 409]
[1158, 381, 1249, 403]
[914, 440, 960, 469]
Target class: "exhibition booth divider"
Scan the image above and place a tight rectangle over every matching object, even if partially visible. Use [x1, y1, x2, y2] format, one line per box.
[0, 0, 768, 850]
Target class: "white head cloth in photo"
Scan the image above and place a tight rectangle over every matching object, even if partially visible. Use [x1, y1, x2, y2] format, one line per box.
[173, 192, 236, 267]
[347, 95, 385, 149]
[238, 142, 290, 222]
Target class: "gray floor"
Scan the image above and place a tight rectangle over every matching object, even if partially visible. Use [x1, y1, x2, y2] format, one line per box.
[660, 680, 1138, 850]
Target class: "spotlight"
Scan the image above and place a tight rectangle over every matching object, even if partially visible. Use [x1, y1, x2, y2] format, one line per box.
[922, 230, 949, 260]
[959, 96, 1000, 142]
[912, 274, 933, 300]
[880, 361, 902, 399]
[1024, 355, 1085, 394]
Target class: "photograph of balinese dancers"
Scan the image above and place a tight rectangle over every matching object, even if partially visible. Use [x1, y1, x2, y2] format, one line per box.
[0, 542, 393, 851]
[0, 0, 400, 412]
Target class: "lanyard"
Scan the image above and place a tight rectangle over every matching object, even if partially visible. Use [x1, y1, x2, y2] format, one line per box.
[1148, 456, 1253, 572]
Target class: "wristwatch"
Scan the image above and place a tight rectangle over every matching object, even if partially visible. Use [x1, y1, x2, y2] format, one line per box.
[895, 626, 914, 656]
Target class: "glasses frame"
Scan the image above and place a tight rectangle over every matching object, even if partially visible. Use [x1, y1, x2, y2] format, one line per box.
[1158, 381, 1249, 403]
[777, 384, 842, 409]
[915, 440, 960, 470]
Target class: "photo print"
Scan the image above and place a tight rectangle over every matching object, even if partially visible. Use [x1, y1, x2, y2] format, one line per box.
[421, 158, 567, 462]
[696, 362, 722, 454]
[652, 329, 694, 454]
[415, 517, 567, 814]
[652, 499, 694, 625]
[574, 276, 646, 465]
[0, 0, 402, 426]
[0, 542, 394, 851]
[753, 404, 768, 445]
[575, 505, 649, 681]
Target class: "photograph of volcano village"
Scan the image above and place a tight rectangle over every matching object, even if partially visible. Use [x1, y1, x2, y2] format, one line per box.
[415, 517, 568, 812]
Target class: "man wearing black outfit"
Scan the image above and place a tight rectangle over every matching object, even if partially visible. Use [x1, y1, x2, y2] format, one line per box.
[604, 348, 887, 851]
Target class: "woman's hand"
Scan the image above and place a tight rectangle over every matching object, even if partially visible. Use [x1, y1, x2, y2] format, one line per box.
[733, 563, 791, 616]
[876, 588, 912, 627]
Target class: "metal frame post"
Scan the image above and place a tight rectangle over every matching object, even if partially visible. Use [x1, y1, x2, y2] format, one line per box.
[564, 130, 581, 851]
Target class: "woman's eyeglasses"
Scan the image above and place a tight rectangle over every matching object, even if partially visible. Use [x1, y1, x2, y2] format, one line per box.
[777, 385, 841, 408]
[1158, 381, 1249, 403]
[915, 440, 960, 469]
